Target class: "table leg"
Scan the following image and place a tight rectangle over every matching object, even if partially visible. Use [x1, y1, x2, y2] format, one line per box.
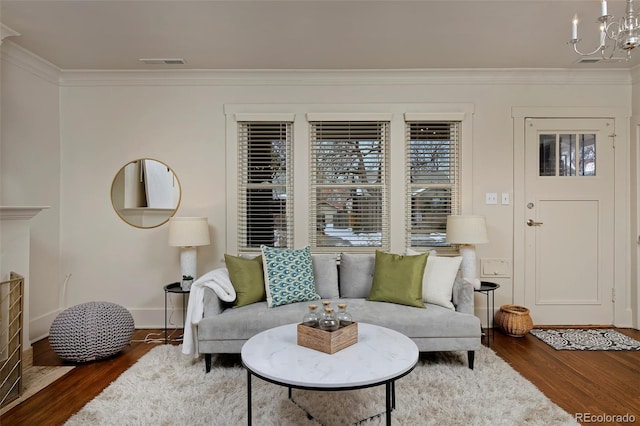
[391, 380, 396, 409]
[489, 289, 495, 347]
[164, 291, 168, 344]
[247, 370, 252, 426]
[385, 381, 392, 425]
[486, 290, 490, 347]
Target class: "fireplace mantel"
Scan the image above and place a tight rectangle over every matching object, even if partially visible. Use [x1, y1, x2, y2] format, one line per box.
[0, 206, 49, 351]
[0, 206, 49, 220]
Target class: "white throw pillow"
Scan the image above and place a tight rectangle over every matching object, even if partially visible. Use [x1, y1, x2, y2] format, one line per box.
[407, 248, 462, 310]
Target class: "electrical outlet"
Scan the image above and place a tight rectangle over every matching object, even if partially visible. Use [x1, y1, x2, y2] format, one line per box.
[486, 193, 498, 205]
[481, 258, 512, 278]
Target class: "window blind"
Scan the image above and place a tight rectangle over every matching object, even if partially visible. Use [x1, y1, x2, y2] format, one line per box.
[237, 121, 293, 251]
[405, 121, 460, 251]
[309, 121, 389, 251]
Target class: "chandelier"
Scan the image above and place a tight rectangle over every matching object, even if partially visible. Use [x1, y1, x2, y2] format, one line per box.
[570, 0, 640, 61]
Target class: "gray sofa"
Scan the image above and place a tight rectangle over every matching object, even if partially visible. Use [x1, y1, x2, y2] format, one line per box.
[196, 253, 482, 372]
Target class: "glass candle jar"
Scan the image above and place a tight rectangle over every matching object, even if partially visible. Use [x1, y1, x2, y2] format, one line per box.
[319, 307, 339, 331]
[302, 304, 319, 328]
[337, 303, 353, 327]
[320, 300, 332, 321]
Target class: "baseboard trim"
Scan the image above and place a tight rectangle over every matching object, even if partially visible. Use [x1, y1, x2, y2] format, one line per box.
[29, 310, 61, 345]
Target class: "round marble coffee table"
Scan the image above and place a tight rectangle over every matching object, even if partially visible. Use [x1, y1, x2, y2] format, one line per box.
[241, 322, 419, 425]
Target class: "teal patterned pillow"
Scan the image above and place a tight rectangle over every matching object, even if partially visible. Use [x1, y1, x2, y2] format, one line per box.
[261, 245, 320, 308]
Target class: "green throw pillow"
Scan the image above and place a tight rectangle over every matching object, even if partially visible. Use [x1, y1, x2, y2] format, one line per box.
[224, 254, 265, 308]
[367, 250, 428, 308]
[261, 245, 320, 308]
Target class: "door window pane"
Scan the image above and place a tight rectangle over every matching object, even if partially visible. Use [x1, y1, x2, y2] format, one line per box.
[540, 133, 596, 177]
[579, 134, 596, 176]
[539, 134, 556, 176]
[559, 134, 576, 176]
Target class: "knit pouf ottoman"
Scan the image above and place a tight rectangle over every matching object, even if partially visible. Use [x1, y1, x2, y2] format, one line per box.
[49, 301, 135, 362]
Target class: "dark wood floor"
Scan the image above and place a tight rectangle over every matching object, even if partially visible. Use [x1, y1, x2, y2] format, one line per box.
[489, 327, 640, 425]
[2, 327, 639, 426]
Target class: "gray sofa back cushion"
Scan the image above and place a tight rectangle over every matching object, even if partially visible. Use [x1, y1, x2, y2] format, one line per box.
[339, 253, 375, 298]
[311, 253, 340, 299]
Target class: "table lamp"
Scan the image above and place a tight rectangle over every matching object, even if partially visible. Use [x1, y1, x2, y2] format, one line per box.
[445, 215, 488, 289]
[168, 217, 210, 280]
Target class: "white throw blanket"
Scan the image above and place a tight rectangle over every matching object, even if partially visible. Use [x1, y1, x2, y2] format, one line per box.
[181, 268, 236, 357]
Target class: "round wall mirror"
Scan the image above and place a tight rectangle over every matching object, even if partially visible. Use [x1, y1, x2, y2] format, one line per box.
[111, 158, 181, 228]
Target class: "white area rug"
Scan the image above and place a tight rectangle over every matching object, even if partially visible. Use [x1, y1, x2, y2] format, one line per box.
[66, 345, 578, 426]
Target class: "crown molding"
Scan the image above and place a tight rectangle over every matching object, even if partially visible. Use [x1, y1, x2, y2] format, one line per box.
[58, 68, 632, 88]
[1, 40, 632, 88]
[0, 23, 20, 42]
[1, 41, 60, 85]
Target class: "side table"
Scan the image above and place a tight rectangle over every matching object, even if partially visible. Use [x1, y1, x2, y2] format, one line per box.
[474, 281, 500, 347]
[164, 282, 190, 344]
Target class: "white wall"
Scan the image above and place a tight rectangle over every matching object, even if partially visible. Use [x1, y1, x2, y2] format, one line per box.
[1, 43, 61, 341]
[2, 42, 638, 337]
[58, 69, 633, 328]
[632, 67, 640, 329]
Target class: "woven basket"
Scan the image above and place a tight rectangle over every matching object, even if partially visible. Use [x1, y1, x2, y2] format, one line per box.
[495, 304, 533, 337]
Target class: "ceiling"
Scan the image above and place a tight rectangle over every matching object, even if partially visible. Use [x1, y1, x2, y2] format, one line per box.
[2, 0, 639, 71]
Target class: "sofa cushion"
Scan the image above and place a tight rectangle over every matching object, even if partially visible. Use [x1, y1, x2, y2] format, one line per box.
[345, 299, 478, 339]
[367, 250, 428, 308]
[261, 245, 320, 308]
[198, 298, 479, 342]
[224, 254, 266, 308]
[312, 253, 340, 299]
[407, 248, 462, 310]
[339, 253, 375, 298]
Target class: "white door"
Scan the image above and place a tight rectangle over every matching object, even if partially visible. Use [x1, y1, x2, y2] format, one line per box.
[524, 118, 615, 325]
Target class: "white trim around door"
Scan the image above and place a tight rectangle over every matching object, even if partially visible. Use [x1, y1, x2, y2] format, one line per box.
[512, 106, 632, 327]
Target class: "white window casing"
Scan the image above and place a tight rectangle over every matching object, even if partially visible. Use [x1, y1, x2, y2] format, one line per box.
[236, 120, 293, 252]
[309, 120, 390, 252]
[405, 119, 461, 253]
[225, 103, 474, 255]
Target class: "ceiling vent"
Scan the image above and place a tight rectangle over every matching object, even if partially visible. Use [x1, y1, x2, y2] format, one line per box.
[139, 58, 185, 65]
[576, 58, 601, 64]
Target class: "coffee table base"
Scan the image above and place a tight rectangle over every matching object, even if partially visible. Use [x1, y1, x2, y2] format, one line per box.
[288, 382, 396, 425]
[246, 369, 407, 426]
[241, 324, 418, 426]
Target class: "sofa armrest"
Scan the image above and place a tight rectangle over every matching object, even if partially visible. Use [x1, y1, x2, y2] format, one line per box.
[452, 278, 474, 315]
[203, 287, 225, 317]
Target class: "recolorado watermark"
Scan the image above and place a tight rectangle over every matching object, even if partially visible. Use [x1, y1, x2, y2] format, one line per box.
[574, 412, 636, 423]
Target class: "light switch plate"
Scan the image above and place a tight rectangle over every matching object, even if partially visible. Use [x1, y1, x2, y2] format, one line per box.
[486, 193, 498, 205]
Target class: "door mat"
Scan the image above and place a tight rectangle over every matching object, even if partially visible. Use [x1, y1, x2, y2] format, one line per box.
[530, 328, 640, 351]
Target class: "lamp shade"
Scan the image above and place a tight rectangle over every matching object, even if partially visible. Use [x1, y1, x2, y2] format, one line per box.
[445, 215, 489, 244]
[168, 217, 210, 247]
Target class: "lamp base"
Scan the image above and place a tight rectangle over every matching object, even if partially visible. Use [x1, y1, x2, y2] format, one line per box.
[459, 245, 481, 290]
[180, 247, 197, 279]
